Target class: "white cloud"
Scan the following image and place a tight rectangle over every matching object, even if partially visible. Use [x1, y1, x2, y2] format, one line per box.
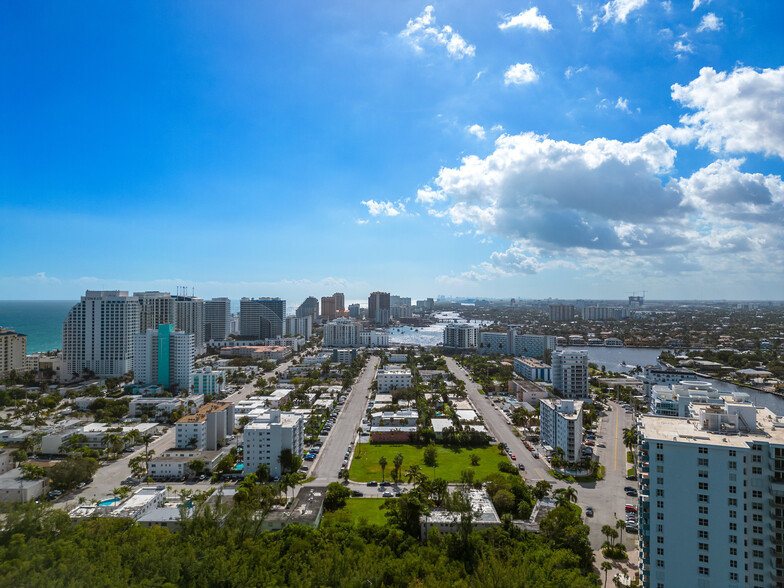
[565, 65, 588, 79]
[467, 124, 486, 140]
[356, 219, 369, 225]
[692, 0, 711, 11]
[504, 63, 539, 85]
[696, 12, 723, 32]
[615, 97, 631, 112]
[498, 7, 553, 32]
[361, 199, 406, 217]
[400, 6, 475, 59]
[592, 0, 647, 31]
[416, 186, 447, 204]
[673, 39, 694, 57]
[661, 1, 672, 14]
[671, 66, 784, 158]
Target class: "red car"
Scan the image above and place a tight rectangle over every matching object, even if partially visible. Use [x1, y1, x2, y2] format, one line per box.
[510, 454, 516, 460]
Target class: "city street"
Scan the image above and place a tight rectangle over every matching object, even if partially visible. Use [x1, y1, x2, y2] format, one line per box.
[309, 355, 379, 483]
[444, 357, 554, 483]
[444, 357, 638, 553]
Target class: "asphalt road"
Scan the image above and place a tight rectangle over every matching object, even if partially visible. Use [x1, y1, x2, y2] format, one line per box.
[444, 357, 639, 552]
[310, 355, 379, 483]
[444, 357, 554, 483]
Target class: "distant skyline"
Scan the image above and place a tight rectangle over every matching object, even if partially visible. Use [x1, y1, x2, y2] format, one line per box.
[2, 2, 783, 300]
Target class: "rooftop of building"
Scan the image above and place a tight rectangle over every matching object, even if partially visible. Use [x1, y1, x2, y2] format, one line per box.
[264, 486, 326, 526]
[0, 468, 47, 489]
[640, 405, 784, 447]
[514, 357, 550, 367]
[423, 489, 500, 524]
[541, 397, 583, 417]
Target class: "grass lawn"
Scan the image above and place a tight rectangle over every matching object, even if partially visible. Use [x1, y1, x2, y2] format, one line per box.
[322, 498, 388, 526]
[349, 443, 507, 483]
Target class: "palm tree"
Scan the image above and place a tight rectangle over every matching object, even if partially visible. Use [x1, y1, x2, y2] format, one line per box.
[378, 456, 388, 483]
[601, 561, 613, 587]
[141, 433, 154, 471]
[102, 433, 122, 455]
[256, 463, 270, 484]
[405, 465, 423, 485]
[616, 519, 626, 545]
[393, 453, 404, 484]
[622, 427, 638, 453]
[554, 486, 577, 508]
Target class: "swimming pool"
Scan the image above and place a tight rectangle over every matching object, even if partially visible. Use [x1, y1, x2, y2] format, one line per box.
[98, 498, 121, 507]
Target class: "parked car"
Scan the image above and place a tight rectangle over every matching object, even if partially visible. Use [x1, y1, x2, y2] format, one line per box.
[510, 454, 516, 460]
[585, 506, 594, 517]
[597, 442, 606, 448]
[352, 490, 363, 497]
[382, 491, 394, 498]
[518, 463, 525, 471]
[367, 481, 378, 487]
[380, 481, 392, 487]
[626, 489, 638, 496]
[625, 504, 637, 512]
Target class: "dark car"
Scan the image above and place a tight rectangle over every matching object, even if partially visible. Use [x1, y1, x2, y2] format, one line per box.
[367, 481, 378, 487]
[352, 490, 364, 497]
[380, 481, 392, 487]
[626, 489, 638, 497]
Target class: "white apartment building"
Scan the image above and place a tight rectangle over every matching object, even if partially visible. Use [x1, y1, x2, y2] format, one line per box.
[175, 402, 234, 450]
[244, 410, 304, 478]
[514, 357, 552, 382]
[0, 327, 27, 377]
[376, 368, 412, 393]
[539, 398, 583, 463]
[204, 297, 231, 341]
[191, 367, 226, 395]
[511, 333, 557, 359]
[551, 350, 589, 398]
[650, 381, 732, 417]
[443, 324, 477, 350]
[63, 290, 140, 380]
[323, 318, 361, 347]
[478, 332, 508, 355]
[581, 306, 629, 321]
[133, 325, 194, 392]
[128, 395, 204, 419]
[359, 329, 389, 348]
[641, 365, 698, 398]
[637, 404, 784, 588]
[285, 315, 312, 340]
[548, 305, 575, 321]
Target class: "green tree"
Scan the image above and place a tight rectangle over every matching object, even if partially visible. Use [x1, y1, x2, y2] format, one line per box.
[378, 456, 388, 482]
[11, 449, 27, 466]
[540, 504, 595, 573]
[323, 482, 351, 511]
[256, 463, 270, 483]
[393, 453, 404, 482]
[20, 464, 46, 480]
[189, 460, 205, 477]
[532, 480, 552, 500]
[616, 518, 626, 545]
[601, 561, 613, 587]
[49, 456, 99, 490]
[423, 444, 438, 477]
[470, 453, 480, 466]
[405, 464, 424, 484]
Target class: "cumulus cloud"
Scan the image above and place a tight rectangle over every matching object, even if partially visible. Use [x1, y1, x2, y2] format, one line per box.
[671, 66, 784, 158]
[467, 124, 486, 140]
[361, 199, 406, 217]
[592, 0, 647, 31]
[400, 6, 475, 59]
[421, 131, 680, 253]
[673, 38, 694, 57]
[692, 0, 710, 10]
[504, 63, 539, 85]
[498, 7, 553, 32]
[615, 97, 631, 112]
[697, 12, 723, 32]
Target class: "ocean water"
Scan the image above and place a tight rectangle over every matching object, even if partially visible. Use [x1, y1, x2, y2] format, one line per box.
[0, 300, 76, 353]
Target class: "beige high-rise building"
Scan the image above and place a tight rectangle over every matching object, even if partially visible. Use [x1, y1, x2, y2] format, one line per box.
[321, 296, 337, 321]
[332, 292, 345, 312]
[0, 328, 27, 377]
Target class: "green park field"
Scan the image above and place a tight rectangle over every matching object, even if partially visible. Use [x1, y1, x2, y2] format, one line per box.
[322, 498, 388, 526]
[349, 443, 507, 483]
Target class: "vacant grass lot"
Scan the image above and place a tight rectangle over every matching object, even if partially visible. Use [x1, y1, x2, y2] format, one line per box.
[321, 498, 388, 526]
[349, 443, 507, 483]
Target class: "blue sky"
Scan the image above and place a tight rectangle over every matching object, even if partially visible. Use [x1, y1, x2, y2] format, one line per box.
[1, 1, 783, 303]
